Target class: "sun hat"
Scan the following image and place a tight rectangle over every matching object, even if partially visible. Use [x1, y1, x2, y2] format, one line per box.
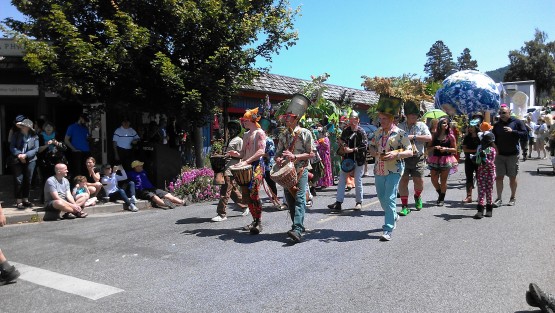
[16, 119, 35, 131]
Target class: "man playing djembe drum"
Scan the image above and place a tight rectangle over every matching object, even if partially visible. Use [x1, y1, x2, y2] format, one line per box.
[227, 108, 267, 234]
[274, 94, 316, 243]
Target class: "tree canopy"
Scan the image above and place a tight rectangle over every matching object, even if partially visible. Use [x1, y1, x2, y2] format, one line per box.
[504, 29, 555, 99]
[423, 40, 455, 82]
[456, 48, 478, 71]
[2, 0, 299, 125]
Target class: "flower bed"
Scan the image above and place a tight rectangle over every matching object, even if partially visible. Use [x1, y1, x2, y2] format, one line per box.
[167, 167, 220, 203]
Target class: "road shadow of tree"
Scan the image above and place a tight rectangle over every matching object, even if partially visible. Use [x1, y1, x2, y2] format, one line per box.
[180, 227, 292, 244]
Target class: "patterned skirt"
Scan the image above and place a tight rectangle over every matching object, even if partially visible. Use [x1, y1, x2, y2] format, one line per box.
[427, 155, 458, 174]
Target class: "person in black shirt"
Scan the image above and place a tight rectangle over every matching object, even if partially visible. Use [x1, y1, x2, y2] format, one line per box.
[491, 105, 527, 207]
[461, 123, 481, 203]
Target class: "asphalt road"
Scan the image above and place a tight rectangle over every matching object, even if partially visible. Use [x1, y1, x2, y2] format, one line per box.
[1, 158, 554, 313]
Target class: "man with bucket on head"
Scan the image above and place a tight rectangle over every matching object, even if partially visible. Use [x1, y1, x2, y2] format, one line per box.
[227, 108, 266, 234]
[397, 101, 432, 216]
[327, 110, 368, 212]
[368, 96, 413, 241]
[274, 94, 316, 243]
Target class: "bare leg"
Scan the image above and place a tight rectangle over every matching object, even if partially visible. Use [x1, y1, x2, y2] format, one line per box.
[439, 170, 449, 193]
[430, 170, 440, 192]
[165, 194, 184, 205]
[495, 176, 504, 200]
[74, 194, 89, 208]
[151, 195, 166, 207]
[399, 175, 410, 197]
[508, 176, 517, 198]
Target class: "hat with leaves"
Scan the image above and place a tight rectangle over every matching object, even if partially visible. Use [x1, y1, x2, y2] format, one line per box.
[377, 95, 403, 117]
[403, 100, 420, 116]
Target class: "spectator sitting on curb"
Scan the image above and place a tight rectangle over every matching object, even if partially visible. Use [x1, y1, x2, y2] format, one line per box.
[0, 203, 21, 285]
[100, 164, 139, 212]
[43, 163, 88, 219]
[127, 160, 184, 209]
[72, 176, 97, 208]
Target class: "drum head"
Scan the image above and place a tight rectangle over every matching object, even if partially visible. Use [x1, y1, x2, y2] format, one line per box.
[341, 158, 355, 172]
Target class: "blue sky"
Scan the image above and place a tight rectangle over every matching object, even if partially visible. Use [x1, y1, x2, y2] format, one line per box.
[2, 0, 555, 89]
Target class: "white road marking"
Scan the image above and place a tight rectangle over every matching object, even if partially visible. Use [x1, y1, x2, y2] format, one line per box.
[12, 262, 124, 300]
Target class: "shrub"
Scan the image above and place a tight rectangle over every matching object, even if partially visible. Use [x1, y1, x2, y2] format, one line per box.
[167, 166, 220, 203]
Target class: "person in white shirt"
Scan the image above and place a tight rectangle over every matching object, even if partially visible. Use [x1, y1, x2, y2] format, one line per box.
[113, 118, 140, 171]
[100, 164, 138, 212]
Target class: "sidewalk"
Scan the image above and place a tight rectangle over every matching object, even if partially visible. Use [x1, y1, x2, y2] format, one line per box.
[0, 175, 152, 225]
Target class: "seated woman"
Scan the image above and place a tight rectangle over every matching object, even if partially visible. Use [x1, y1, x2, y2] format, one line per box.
[85, 157, 104, 198]
[100, 164, 138, 212]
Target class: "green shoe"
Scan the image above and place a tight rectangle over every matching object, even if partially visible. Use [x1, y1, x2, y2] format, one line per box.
[414, 196, 423, 211]
[399, 206, 410, 216]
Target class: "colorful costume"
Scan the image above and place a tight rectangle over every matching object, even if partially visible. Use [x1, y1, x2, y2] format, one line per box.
[316, 137, 333, 187]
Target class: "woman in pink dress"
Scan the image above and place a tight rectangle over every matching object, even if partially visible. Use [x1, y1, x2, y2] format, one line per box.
[315, 128, 333, 188]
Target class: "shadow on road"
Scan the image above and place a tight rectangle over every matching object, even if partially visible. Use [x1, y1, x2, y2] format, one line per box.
[307, 228, 383, 242]
[434, 213, 473, 221]
[308, 207, 384, 218]
[180, 227, 292, 244]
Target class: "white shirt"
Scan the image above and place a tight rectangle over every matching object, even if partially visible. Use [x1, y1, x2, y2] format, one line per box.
[113, 126, 140, 149]
[100, 171, 128, 195]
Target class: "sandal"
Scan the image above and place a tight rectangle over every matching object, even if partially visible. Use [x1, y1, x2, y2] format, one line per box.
[74, 211, 88, 218]
[61, 212, 76, 219]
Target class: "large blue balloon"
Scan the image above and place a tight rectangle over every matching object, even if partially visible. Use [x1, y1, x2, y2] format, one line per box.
[435, 70, 501, 116]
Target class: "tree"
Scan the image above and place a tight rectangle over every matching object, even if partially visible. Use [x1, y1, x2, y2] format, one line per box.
[504, 29, 555, 100]
[424, 40, 455, 82]
[3, 0, 299, 167]
[457, 48, 478, 70]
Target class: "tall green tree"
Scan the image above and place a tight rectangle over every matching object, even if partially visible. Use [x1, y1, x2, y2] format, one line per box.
[456, 48, 478, 70]
[3, 0, 299, 167]
[504, 29, 555, 99]
[424, 40, 455, 82]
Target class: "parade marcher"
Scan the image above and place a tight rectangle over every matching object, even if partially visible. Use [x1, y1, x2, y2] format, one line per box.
[113, 117, 140, 171]
[227, 108, 266, 234]
[314, 126, 333, 189]
[427, 117, 458, 206]
[211, 120, 247, 222]
[472, 127, 497, 219]
[461, 120, 481, 203]
[9, 118, 39, 209]
[397, 101, 432, 216]
[274, 94, 316, 243]
[327, 111, 368, 212]
[524, 115, 537, 160]
[368, 97, 413, 241]
[64, 113, 90, 177]
[260, 119, 279, 207]
[492, 105, 527, 207]
[0, 203, 20, 285]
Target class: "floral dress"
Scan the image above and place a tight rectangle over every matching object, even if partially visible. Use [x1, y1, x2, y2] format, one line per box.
[316, 137, 333, 187]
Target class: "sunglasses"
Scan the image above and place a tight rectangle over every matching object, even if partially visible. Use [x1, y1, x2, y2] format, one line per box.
[499, 111, 509, 115]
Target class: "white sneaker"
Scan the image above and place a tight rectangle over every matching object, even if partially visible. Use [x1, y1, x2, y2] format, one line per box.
[380, 231, 392, 241]
[241, 208, 250, 216]
[130, 196, 138, 204]
[354, 202, 362, 210]
[85, 197, 97, 207]
[129, 204, 139, 212]
[393, 214, 399, 229]
[211, 215, 227, 222]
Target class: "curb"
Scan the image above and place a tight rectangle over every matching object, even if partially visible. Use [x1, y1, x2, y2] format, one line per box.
[4, 200, 152, 225]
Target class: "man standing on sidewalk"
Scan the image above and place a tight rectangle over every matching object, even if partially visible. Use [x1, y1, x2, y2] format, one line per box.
[492, 105, 527, 207]
[397, 101, 431, 216]
[0, 203, 21, 285]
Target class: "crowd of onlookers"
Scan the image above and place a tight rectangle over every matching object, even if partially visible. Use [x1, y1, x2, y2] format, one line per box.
[5, 113, 184, 218]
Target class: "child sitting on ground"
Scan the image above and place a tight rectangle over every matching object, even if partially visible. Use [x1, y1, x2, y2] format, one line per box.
[100, 164, 139, 212]
[72, 176, 97, 208]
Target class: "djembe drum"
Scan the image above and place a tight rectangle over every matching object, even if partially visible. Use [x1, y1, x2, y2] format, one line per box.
[230, 164, 253, 186]
[210, 155, 227, 185]
[270, 162, 299, 196]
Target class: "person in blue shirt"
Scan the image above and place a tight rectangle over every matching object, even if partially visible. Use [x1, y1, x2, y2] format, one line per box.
[127, 160, 184, 209]
[64, 114, 91, 176]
